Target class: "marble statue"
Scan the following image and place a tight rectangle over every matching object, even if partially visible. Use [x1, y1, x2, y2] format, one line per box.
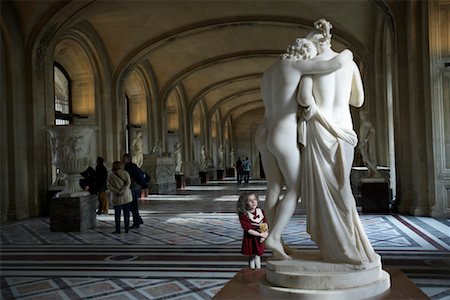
[151, 140, 162, 156]
[218, 145, 224, 169]
[174, 141, 183, 174]
[259, 19, 390, 299]
[359, 110, 381, 177]
[297, 19, 379, 265]
[230, 148, 235, 168]
[131, 131, 144, 167]
[255, 30, 353, 260]
[200, 145, 207, 171]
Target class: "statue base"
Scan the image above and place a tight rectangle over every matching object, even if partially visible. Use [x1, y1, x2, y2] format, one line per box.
[214, 268, 427, 300]
[259, 251, 390, 299]
[149, 182, 176, 194]
[207, 168, 217, 180]
[199, 171, 208, 184]
[226, 167, 235, 177]
[175, 173, 186, 189]
[49, 195, 96, 232]
[185, 176, 201, 185]
[142, 155, 176, 194]
[217, 169, 224, 180]
[361, 177, 390, 213]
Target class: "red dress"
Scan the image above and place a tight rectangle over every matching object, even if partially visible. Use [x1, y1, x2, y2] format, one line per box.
[239, 208, 267, 256]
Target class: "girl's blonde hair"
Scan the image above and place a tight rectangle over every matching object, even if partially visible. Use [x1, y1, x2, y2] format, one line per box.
[236, 191, 259, 215]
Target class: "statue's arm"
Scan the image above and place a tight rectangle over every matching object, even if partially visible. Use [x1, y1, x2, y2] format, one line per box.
[298, 49, 353, 75]
[349, 63, 364, 107]
[298, 76, 314, 107]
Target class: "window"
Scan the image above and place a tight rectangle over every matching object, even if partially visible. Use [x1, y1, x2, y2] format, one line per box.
[54, 64, 71, 125]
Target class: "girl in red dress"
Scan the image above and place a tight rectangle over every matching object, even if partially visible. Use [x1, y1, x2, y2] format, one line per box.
[236, 191, 269, 269]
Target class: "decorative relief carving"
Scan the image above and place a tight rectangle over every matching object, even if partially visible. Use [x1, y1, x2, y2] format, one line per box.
[47, 125, 97, 197]
[36, 24, 58, 72]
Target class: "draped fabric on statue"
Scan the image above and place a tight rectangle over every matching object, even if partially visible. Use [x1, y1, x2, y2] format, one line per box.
[299, 103, 379, 265]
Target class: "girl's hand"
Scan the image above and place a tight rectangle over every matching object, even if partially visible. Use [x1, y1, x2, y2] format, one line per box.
[261, 238, 266, 243]
[260, 231, 269, 239]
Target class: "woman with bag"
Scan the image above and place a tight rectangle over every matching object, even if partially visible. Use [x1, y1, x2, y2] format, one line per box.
[107, 161, 133, 234]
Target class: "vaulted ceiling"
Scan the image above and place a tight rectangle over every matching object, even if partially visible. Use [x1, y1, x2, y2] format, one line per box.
[11, 0, 392, 134]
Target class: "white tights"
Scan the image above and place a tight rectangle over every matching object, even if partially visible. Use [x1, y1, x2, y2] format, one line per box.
[249, 255, 261, 269]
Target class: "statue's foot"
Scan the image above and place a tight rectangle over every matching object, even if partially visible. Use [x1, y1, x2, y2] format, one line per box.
[265, 236, 292, 260]
[282, 240, 294, 254]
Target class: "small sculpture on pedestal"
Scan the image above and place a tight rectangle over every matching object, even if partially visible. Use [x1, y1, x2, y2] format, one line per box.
[359, 110, 381, 178]
[174, 141, 183, 174]
[131, 131, 144, 168]
[230, 148, 235, 168]
[151, 140, 162, 156]
[218, 145, 224, 170]
[200, 145, 207, 171]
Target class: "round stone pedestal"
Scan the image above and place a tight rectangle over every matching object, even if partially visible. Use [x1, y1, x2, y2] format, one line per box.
[260, 251, 391, 299]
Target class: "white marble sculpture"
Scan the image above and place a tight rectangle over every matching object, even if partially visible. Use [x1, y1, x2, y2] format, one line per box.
[359, 110, 381, 177]
[255, 30, 353, 260]
[200, 145, 207, 171]
[259, 19, 390, 299]
[217, 145, 224, 170]
[47, 125, 97, 197]
[174, 141, 183, 174]
[298, 19, 379, 265]
[151, 140, 162, 156]
[131, 131, 144, 167]
[230, 148, 235, 168]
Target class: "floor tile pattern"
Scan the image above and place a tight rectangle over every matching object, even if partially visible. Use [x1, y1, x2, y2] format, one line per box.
[1, 179, 449, 299]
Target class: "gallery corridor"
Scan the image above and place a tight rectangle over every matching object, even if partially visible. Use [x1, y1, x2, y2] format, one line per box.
[1, 179, 449, 299]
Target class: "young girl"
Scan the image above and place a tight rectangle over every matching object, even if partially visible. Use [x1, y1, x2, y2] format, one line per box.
[236, 191, 269, 269]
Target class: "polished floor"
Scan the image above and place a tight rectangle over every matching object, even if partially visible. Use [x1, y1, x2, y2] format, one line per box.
[1, 179, 449, 300]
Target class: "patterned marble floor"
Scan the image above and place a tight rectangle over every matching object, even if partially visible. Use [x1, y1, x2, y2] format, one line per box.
[1, 179, 449, 299]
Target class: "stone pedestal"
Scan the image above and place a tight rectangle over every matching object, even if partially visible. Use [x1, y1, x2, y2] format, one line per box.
[351, 166, 390, 206]
[207, 168, 217, 180]
[142, 154, 176, 194]
[361, 178, 390, 213]
[199, 171, 208, 184]
[260, 251, 390, 299]
[214, 268, 428, 300]
[49, 194, 97, 232]
[184, 161, 201, 186]
[175, 174, 186, 189]
[226, 167, 235, 177]
[217, 169, 224, 180]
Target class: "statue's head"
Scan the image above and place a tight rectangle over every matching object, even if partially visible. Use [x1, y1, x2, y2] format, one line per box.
[311, 19, 333, 47]
[280, 38, 317, 61]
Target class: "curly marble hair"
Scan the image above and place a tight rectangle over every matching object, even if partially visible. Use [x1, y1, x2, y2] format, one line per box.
[280, 37, 318, 61]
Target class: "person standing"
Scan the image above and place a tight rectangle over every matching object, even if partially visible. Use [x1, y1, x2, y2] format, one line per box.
[236, 191, 269, 269]
[122, 153, 147, 229]
[236, 157, 243, 184]
[242, 157, 251, 184]
[107, 161, 132, 234]
[95, 157, 109, 214]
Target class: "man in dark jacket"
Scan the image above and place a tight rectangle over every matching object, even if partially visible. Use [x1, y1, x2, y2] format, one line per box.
[95, 157, 109, 214]
[122, 153, 148, 228]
